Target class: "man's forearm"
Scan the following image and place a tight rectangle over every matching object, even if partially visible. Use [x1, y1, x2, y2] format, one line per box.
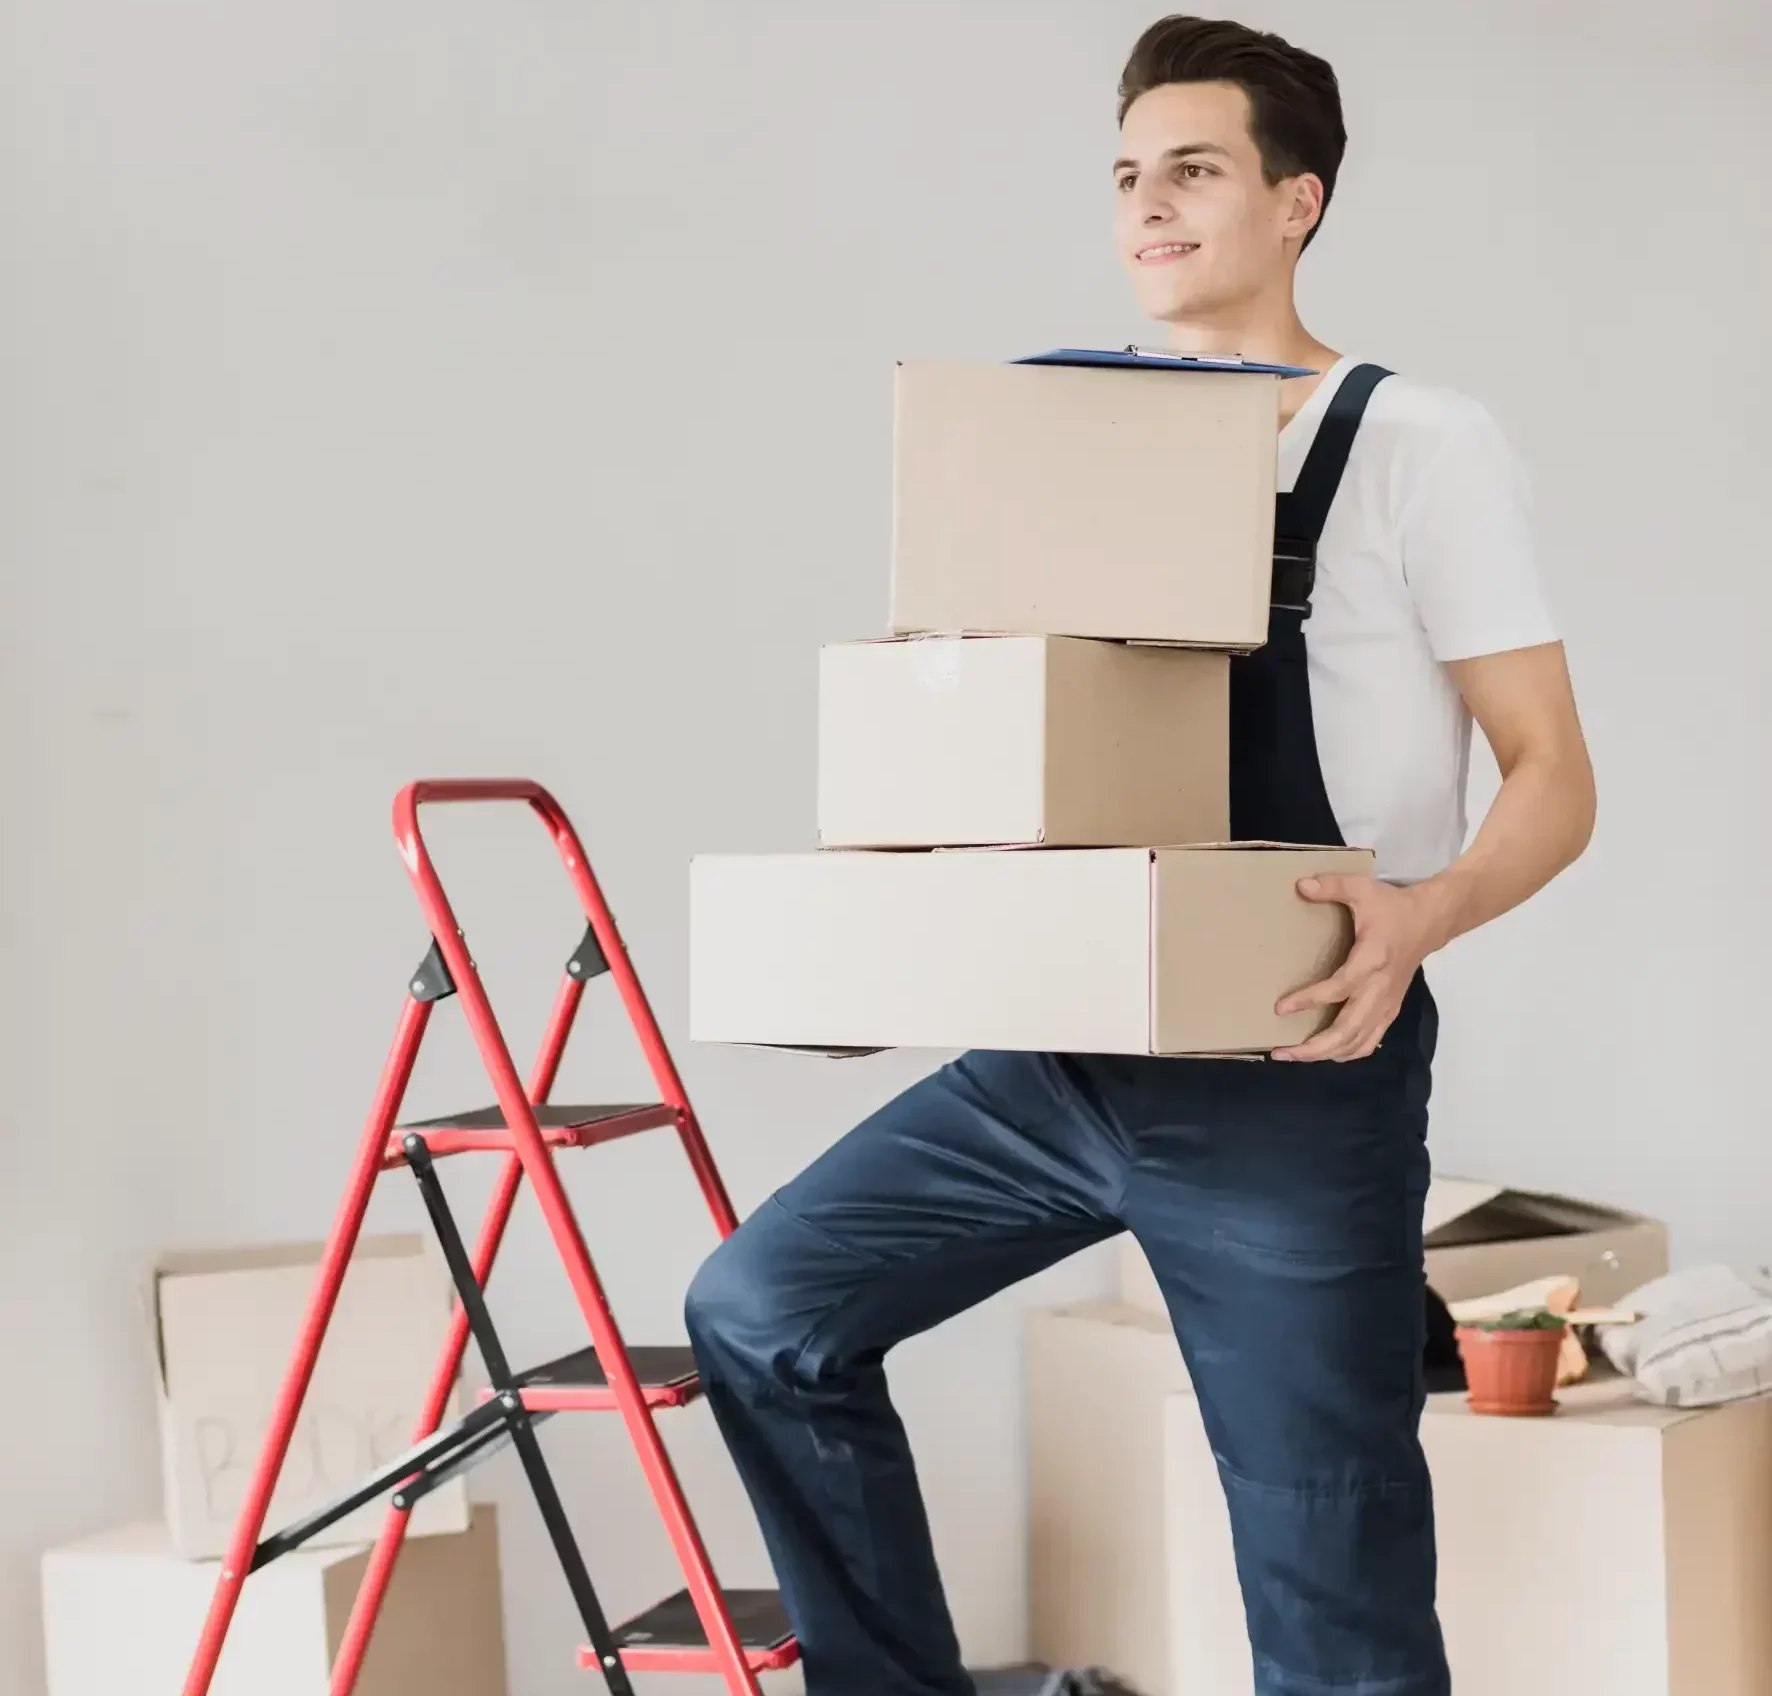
[1407, 749, 1596, 955]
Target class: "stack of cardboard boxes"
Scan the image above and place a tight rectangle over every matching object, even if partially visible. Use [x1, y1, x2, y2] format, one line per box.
[684, 352, 1772, 1692]
[690, 352, 1370, 1057]
[41, 1235, 508, 1696]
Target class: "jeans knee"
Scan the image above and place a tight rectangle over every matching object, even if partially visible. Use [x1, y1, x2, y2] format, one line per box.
[683, 1231, 745, 1350]
[684, 1217, 803, 1380]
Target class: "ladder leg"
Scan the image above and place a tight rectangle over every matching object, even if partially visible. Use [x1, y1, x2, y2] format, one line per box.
[328, 1160, 524, 1695]
[330, 973, 586, 1695]
[404, 1134, 636, 1696]
[505, 1412, 636, 1696]
[329, 1154, 523, 1695]
[181, 996, 434, 1696]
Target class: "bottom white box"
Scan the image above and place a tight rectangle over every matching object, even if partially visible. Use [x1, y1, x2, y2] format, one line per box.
[42, 1503, 508, 1696]
[691, 844, 1369, 1057]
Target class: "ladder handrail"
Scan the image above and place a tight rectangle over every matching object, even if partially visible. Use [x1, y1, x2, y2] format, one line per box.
[391, 780, 737, 1237]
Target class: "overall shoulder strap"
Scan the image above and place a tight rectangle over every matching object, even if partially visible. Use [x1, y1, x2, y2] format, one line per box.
[1281, 361, 1393, 542]
[1267, 362, 1393, 613]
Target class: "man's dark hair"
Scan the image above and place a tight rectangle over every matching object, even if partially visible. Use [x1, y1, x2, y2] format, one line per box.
[1118, 15, 1346, 250]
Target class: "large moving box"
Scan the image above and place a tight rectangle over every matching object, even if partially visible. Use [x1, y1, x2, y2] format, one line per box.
[1031, 1298, 1772, 1696]
[890, 360, 1279, 648]
[1119, 1177, 1668, 1318]
[690, 844, 1368, 1057]
[42, 1504, 508, 1696]
[151, 1234, 470, 1558]
[1165, 1377, 1772, 1696]
[816, 635, 1228, 849]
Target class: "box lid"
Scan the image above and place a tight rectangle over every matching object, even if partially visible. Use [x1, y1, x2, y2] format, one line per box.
[154, 1233, 427, 1284]
[1423, 1178, 1653, 1247]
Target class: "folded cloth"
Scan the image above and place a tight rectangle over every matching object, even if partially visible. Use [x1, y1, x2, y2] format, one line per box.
[1600, 1263, 1772, 1407]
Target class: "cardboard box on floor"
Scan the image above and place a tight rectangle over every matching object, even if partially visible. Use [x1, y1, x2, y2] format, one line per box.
[1027, 1303, 1190, 1696]
[890, 360, 1279, 648]
[816, 636, 1228, 850]
[1118, 1176, 1668, 1318]
[1165, 1375, 1772, 1696]
[1033, 1301, 1772, 1696]
[690, 843, 1368, 1057]
[42, 1504, 507, 1696]
[151, 1233, 470, 1559]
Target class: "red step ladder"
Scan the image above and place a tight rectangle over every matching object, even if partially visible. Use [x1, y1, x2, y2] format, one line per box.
[179, 779, 798, 1696]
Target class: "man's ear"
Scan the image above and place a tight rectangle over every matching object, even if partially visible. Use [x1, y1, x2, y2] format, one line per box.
[1284, 172, 1325, 245]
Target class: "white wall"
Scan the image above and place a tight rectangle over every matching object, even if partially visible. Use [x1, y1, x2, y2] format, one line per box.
[2, 1, 1767, 1691]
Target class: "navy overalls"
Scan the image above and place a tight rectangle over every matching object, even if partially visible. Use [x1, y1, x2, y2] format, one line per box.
[686, 364, 1450, 1696]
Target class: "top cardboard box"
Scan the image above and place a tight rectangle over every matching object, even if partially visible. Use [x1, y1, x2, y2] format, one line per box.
[890, 359, 1280, 649]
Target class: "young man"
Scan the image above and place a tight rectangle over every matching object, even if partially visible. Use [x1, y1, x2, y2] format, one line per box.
[687, 15, 1596, 1696]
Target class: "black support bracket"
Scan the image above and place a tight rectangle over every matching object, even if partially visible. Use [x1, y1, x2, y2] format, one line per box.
[408, 939, 457, 1003]
[565, 923, 610, 984]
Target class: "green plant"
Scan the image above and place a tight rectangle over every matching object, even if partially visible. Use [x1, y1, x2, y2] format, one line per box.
[1466, 1307, 1566, 1333]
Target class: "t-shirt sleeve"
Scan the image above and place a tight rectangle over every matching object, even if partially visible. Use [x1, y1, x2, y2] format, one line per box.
[1397, 400, 1561, 662]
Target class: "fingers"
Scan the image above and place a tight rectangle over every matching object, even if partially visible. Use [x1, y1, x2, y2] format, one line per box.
[1274, 934, 1391, 1016]
[1275, 875, 1405, 1059]
[1272, 987, 1399, 1063]
[1274, 967, 1356, 1016]
[1271, 1014, 1359, 1063]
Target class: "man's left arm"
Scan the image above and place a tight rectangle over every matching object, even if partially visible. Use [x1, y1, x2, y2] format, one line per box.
[1271, 639, 1596, 1062]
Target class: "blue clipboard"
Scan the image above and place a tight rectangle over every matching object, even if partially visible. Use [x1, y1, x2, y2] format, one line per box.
[1015, 345, 1314, 377]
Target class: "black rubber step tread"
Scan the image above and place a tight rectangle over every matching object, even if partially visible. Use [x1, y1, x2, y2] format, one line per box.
[398, 1102, 660, 1132]
[613, 1588, 794, 1652]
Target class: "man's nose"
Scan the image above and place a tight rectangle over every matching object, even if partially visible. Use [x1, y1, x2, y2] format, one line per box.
[1133, 180, 1174, 222]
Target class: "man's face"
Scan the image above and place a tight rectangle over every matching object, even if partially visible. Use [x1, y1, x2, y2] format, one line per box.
[1114, 80, 1317, 323]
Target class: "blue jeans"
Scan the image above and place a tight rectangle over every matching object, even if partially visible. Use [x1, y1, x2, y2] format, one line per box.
[686, 978, 1449, 1696]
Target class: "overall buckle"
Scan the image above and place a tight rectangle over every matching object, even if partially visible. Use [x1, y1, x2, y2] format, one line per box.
[1270, 535, 1317, 613]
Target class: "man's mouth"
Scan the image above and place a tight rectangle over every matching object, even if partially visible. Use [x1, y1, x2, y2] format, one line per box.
[1136, 241, 1199, 264]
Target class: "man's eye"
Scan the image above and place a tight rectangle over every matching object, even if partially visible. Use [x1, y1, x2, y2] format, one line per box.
[1115, 174, 1137, 193]
[1178, 163, 1212, 180]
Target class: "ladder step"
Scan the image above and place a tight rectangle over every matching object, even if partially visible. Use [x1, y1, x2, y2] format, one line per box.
[482, 1344, 703, 1412]
[384, 1102, 678, 1165]
[586, 1588, 799, 1676]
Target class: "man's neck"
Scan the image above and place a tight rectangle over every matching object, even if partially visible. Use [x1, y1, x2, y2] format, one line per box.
[1161, 297, 1339, 427]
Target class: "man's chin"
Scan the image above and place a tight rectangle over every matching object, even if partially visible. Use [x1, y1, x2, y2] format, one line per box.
[1132, 284, 1214, 328]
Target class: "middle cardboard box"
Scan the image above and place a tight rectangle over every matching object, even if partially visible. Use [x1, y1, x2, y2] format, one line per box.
[817, 633, 1229, 849]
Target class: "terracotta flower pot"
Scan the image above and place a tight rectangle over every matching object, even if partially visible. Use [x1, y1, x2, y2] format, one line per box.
[1454, 1322, 1565, 1416]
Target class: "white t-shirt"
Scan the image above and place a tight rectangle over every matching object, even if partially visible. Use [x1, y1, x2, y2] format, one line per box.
[1281, 356, 1560, 884]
